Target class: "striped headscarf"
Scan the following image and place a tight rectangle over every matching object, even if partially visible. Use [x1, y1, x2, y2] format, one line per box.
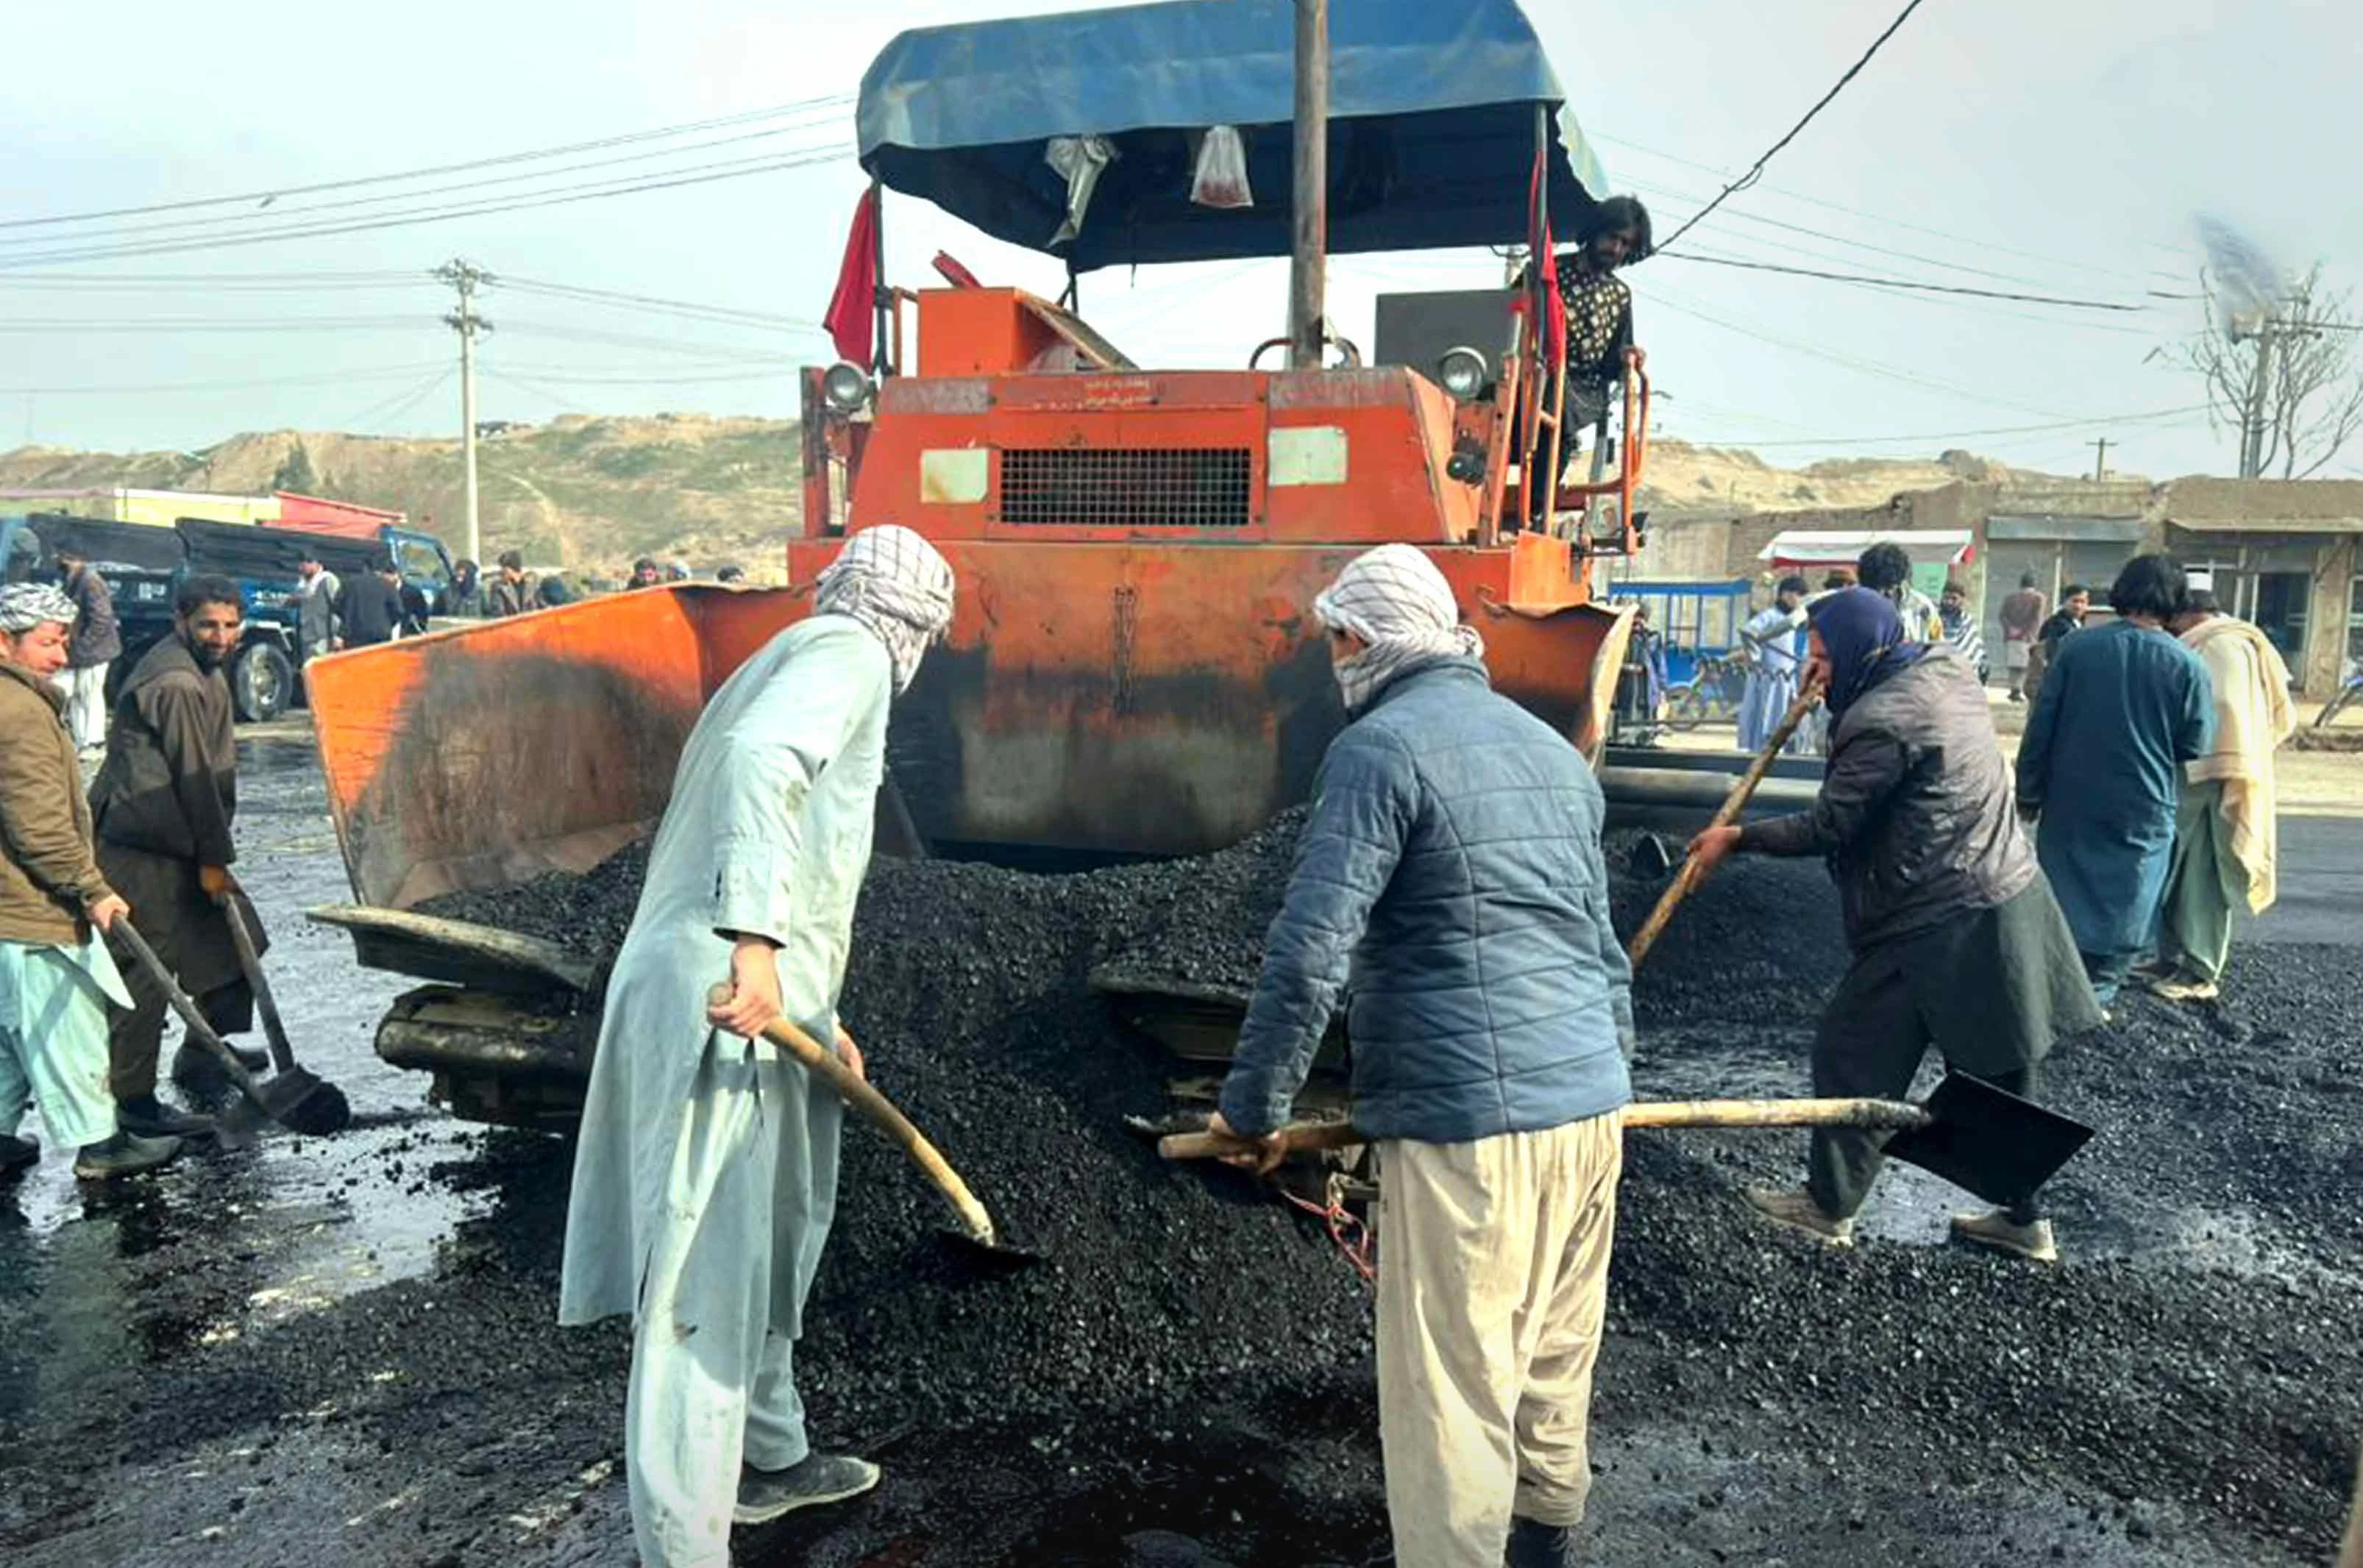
[1313, 544, 1484, 713]
[815, 525, 956, 693]
[0, 582, 78, 634]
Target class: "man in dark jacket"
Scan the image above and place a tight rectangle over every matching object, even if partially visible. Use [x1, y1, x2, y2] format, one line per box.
[334, 557, 405, 648]
[89, 574, 271, 1137]
[1208, 545, 1632, 1568]
[486, 551, 533, 618]
[51, 545, 121, 754]
[1690, 588, 2101, 1262]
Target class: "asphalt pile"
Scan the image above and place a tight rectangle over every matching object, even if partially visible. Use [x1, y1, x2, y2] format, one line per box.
[401, 821, 2363, 1568]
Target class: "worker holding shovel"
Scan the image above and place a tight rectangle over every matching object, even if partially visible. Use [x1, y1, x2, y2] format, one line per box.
[558, 526, 956, 1568]
[1207, 545, 1632, 1568]
[88, 573, 271, 1141]
[0, 584, 182, 1182]
[1687, 588, 2101, 1261]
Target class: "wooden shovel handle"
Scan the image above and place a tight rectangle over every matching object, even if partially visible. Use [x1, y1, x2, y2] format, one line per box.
[220, 897, 298, 1076]
[706, 983, 997, 1248]
[1626, 671, 1824, 971]
[111, 916, 270, 1101]
[1158, 1096, 1929, 1161]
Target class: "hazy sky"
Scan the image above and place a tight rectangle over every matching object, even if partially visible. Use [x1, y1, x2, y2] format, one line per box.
[4, 0, 2358, 481]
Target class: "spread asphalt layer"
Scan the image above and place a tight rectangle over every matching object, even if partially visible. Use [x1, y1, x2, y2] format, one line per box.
[2, 736, 2358, 1568]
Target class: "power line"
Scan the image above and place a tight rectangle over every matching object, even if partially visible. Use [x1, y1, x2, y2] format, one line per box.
[0, 315, 434, 332]
[1632, 283, 2075, 420]
[0, 95, 855, 231]
[0, 361, 447, 396]
[500, 276, 825, 332]
[497, 318, 808, 362]
[1680, 405, 2211, 449]
[1655, 252, 2148, 311]
[0, 147, 856, 270]
[0, 121, 846, 256]
[1656, 0, 1933, 255]
[341, 368, 456, 430]
[1595, 131, 2178, 289]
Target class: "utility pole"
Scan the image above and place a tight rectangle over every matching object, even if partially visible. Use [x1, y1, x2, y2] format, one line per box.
[2087, 437, 2111, 481]
[435, 259, 494, 563]
[2239, 318, 2275, 479]
[1287, 0, 1329, 370]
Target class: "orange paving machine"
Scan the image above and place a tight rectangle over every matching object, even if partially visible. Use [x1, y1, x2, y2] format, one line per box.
[303, 0, 1686, 1125]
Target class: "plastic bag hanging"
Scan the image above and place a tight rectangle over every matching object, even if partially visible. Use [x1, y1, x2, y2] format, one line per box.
[1045, 135, 1118, 247]
[1190, 124, 1254, 209]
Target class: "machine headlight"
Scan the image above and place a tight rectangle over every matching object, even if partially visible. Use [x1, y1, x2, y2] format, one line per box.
[822, 361, 876, 413]
[1436, 346, 1488, 401]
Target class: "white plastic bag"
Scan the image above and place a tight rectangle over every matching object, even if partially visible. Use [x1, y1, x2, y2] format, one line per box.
[1190, 124, 1254, 210]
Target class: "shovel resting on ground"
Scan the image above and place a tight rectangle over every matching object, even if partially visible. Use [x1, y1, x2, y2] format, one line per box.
[1159, 1075, 2093, 1211]
[107, 917, 335, 1147]
[217, 896, 352, 1139]
[704, 983, 1036, 1266]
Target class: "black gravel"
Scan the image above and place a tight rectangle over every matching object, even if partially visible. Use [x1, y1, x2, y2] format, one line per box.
[7, 809, 2361, 1568]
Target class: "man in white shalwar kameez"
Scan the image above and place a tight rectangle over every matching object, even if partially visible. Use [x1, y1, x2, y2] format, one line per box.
[1735, 575, 1808, 754]
[557, 526, 956, 1567]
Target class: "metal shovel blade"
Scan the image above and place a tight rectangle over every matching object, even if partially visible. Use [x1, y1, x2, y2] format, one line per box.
[1881, 1072, 2094, 1209]
[219, 1067, 353, 1142]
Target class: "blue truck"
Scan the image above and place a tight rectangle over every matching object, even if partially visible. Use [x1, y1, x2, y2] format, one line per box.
[1, 510, 458, 721]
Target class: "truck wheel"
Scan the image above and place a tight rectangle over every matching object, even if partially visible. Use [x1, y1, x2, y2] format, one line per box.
[231, 642, 294, 724]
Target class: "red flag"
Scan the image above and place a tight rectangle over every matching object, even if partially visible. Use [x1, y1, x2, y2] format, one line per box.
[824, 187, 880, 367]
[1537, 224, 1568, 370]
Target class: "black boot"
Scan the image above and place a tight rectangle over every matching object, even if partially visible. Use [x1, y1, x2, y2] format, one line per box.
[116, 1094, 216, 1140]
[1, 1133, 39, 1183]
[1506, 1516, 1583, 1568]
[74, 1130, 184, 1180]
[172, 1040, 268, 1091]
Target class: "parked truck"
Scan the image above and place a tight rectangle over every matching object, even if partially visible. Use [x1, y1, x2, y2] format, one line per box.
[0, 510, 458, 721]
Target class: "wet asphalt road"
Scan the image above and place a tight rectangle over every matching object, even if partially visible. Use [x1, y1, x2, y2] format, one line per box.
[2, 730, 2359, 1567]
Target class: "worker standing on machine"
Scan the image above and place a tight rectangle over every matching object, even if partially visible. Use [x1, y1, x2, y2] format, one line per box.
[1209, 544, 1632, 1568]
[89, 574, 271, 1139]
[558, 526, 956, 1568]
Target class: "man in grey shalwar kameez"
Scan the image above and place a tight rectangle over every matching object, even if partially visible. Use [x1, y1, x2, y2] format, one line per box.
[558, 526, 955, 1568]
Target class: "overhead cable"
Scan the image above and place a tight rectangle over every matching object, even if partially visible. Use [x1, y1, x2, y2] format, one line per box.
[1656, 0, 1933, 254]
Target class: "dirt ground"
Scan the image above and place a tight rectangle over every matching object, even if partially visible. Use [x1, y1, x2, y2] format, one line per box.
[3, 730, 2359, 1568]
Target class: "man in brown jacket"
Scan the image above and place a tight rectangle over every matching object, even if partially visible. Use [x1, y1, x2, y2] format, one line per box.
[88, 574, 269, 1139]
[0, 583, 183, 1180]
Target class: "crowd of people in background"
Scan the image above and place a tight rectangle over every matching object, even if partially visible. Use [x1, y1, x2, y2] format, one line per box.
[1621, 539, 2301, 1016]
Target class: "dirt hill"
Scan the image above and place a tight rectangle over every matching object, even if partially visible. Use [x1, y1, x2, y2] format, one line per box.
[0, 420, 2065, 574]
[0, 413, 804, 576]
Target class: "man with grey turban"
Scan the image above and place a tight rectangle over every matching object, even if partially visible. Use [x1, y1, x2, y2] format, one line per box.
[1208, 544, 1633, 1568]
[559, 524, 955, 1566]
[0, 585, 183, 1181]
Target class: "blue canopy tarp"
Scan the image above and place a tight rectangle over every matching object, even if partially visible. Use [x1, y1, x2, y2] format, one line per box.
[857, 0, 1607, 272]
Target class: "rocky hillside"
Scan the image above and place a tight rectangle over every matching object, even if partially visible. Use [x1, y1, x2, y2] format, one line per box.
[0, 413, 804, 574]
[1, 419, 2069, 573]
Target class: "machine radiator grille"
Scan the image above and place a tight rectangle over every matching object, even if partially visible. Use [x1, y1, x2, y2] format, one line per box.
[998, 447, 1253, 529]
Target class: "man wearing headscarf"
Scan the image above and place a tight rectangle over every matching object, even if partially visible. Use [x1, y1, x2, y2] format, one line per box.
[2017, 555, 2214, 1005]
[1689, 589, 2101, 1262]
[1207, 544, 1633, 1568]
[558, 524, 956, 1567]
[2151, 591, 2295, 1002]
[0, 585, 183, 1182]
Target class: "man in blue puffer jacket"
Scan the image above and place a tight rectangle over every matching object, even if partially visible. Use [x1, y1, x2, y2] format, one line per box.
[1209, 544, 1633, 1568]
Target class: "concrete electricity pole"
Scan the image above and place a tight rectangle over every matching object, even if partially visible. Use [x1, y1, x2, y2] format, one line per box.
[2239, 318, 2275, 480]
[2088, 437, 2111, 481]
[435, 260, 494, 563]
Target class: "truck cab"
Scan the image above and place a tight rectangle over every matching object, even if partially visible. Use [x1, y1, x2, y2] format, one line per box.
[2, 512, 458, 721]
